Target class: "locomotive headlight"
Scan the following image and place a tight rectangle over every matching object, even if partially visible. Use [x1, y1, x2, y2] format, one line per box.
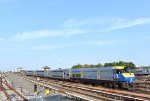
[130, 78, 132, 82]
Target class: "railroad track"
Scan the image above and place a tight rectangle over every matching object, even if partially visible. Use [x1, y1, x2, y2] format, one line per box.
[134, 76, 150, 94]
[136, 76, 150, 80]
[22, 76, 150, 101]
[34, 76, 150, 94]
[41, 78, 150, 100]
[0, 85, 11, 101]
[23, 76, 112, 101]
[37, 77, 150, 95]
[0, 77, 28, 101]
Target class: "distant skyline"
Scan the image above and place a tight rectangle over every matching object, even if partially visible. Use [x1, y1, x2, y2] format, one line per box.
[0, 0, 150, 71]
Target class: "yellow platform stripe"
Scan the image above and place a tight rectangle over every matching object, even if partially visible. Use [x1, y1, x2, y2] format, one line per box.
[45, 89, 50, 95]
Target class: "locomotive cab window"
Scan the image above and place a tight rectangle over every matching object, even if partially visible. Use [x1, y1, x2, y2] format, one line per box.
[116, 69, 129, 74]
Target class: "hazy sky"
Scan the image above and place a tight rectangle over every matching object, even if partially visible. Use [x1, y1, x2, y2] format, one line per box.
[0, 0, 150, 71]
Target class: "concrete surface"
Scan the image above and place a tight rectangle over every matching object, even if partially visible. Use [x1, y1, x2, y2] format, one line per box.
[4, 73, 77, 101]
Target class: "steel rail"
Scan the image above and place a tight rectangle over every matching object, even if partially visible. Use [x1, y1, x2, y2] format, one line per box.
[23, 76, 112, 101]
[3, 78, 28, 101]
[41, 79, 150, 101]
[34, 77, 150, 100]
[0, 86, 11, 101]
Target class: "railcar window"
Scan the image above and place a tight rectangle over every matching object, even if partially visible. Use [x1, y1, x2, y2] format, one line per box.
[76, 74, 78, 77]
[79, 74, 81, 78]
[85, 71, 97, 72]
[73, 74, 75, 77]
[52, 71, 63, 72]
[37, 71, 44, 72]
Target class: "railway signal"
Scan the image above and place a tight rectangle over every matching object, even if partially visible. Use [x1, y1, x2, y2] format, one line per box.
[34, 83, 37, 92]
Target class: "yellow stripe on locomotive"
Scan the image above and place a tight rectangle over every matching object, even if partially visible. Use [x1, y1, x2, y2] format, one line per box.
[113, 66, 125, 69]
[122, 73, 135, 77]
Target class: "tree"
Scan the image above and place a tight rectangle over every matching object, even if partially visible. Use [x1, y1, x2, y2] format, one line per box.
[95, 63, 103, 68]
[127, 62, 136, 69]
[104, 63, 114, 67]
[104, 61, 136, 70]
[83, 64, 92, 68]
[72, 63, 83, 69]
[90, 64, 95, 68]
[71, 61, 137, 69]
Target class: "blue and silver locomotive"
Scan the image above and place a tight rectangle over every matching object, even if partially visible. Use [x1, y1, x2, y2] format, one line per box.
[70, 66, 135, 89]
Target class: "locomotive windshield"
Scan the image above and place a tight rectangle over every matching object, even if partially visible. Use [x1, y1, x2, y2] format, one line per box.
[116, 69, 129, 74]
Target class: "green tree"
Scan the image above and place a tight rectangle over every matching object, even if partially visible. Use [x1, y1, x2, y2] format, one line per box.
[83, 64, 92, 68]
[104, 61, 136, 70]
[71, 61, 137, 69]
[90, 64, 95, 68]
[126, 62, 136, 69]
[95, 63, 103, 68]
[72, 63, 83, 69]
[104, 63, 114, 67]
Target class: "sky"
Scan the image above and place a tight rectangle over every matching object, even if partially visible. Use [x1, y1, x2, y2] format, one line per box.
[0, 0, 150, 71]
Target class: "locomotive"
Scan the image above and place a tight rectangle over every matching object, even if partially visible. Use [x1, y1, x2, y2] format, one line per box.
[26, 66, 136, 89]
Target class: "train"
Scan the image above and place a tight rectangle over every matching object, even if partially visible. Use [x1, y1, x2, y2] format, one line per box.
[25, 66, 136, 90]
[129, 69, 150, 76]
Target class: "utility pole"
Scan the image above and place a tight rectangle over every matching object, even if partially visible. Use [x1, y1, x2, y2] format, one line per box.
[0, 72, 2, 87]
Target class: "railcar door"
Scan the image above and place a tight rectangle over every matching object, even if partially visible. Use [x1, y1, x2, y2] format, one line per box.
[113, 69, 118, 81]
[97, 71, 100, 79]
[80, 71, 83, 78]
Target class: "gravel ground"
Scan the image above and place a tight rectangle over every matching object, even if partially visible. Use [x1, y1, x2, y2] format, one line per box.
[4, 73, 77, 101]
[0, 91, 7, 101]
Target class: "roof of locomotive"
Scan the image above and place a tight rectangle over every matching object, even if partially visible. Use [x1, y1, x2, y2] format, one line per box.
[71, 67, 113, 71]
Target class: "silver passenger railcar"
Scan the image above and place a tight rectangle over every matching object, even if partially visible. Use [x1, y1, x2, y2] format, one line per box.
[34, 70, 45, 77]
[26, 71, 35, 76]
[49, 69, 70, 79]
[129, 69, 150, 76]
